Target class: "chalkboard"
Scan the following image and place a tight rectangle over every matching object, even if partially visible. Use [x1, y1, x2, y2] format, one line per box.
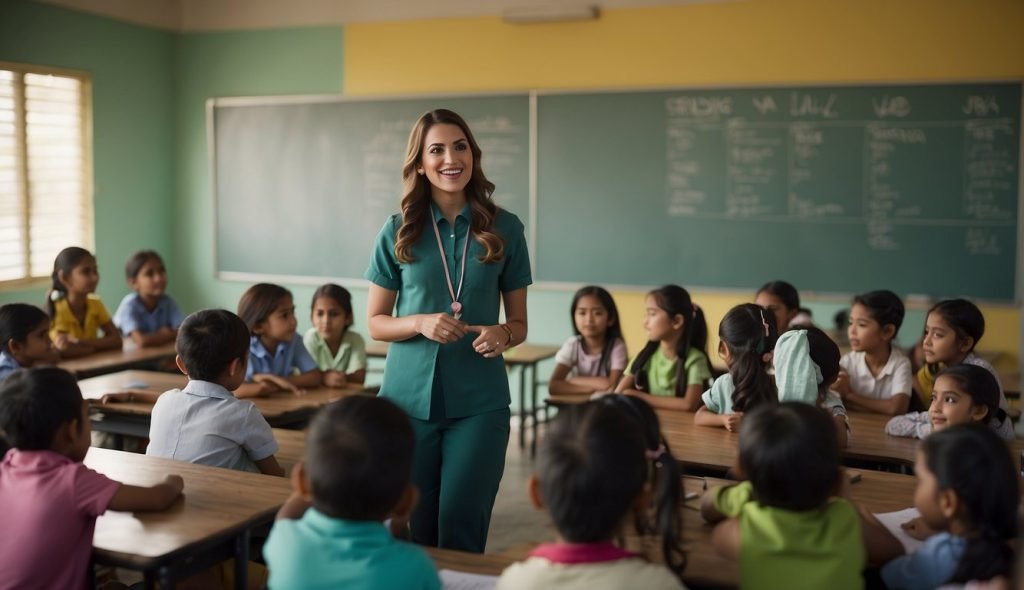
[212, 94, 530, 281]
[211, 83, 1021, 300]
[536, 83, 1020, 300]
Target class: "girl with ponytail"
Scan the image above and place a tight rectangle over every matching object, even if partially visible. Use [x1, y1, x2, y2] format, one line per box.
[46, 247, 121, 358]
[694, 303, 778, 431]
[614, 285, 710, 411]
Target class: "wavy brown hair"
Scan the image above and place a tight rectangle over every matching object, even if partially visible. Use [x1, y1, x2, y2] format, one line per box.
[394, 109, 504, 264]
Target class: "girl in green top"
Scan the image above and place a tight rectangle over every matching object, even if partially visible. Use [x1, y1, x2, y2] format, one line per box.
[615, 285, 711, 411]
[304, 283, 367, 388]
[365, 109, 532, 553]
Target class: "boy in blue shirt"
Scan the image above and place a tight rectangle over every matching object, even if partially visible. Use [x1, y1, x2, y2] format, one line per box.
[263, 396, 440, 589]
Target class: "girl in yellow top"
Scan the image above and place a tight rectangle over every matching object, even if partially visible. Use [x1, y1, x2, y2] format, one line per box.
[615, 285, 711, 411]
[46, 247, 121, 358]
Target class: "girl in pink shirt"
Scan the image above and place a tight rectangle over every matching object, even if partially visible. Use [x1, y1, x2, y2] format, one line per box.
[0, 368, 183, 589]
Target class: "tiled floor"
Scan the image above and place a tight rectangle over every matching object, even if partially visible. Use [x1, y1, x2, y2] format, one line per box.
[485, 423, 554, 554]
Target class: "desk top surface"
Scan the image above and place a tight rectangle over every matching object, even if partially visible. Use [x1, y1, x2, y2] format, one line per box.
[58, 343, 177, 375]
[82, 370, 367, 421]
[549, 396, 1023, 470]
[87, 448, 290, 567]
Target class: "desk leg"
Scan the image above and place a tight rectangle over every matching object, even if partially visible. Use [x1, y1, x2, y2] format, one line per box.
[517, 365, 526, 450]
[143, 571, 157, 590]
[157, 568, 175, 590]
[235, 528, 250, 589]
[529, 362, 538, 458]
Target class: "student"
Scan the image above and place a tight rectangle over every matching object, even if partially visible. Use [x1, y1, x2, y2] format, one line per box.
[615, 285, 711, 411]
[147, 309, 284, 476]
[303, 283, 367, 388]
[915, 300, 1012, 440]
[263, 396, 440, 589]
[881, 424, 1017, 589]
[46, 246, 122, 357]
[700, 403, 903, 590]
[235, 283, 321, 399]
[497, 398, 686, 590]
[774, 326, 850, 448]
[549, 286, 627, 396]
[754, 280, 801, 334]
[0, 368, 183, 589]
[0, 303, 55, 381]
[834, 290, 913, 416]
[695, 303, 778, 431]
[112, 250, 184, 348]
[885, 364, 1009, 440]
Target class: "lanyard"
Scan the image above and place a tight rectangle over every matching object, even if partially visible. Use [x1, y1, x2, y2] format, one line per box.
[431, 214, 470, 319]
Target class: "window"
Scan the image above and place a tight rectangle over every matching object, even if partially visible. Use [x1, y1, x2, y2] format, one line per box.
[0, 63, 92, 285]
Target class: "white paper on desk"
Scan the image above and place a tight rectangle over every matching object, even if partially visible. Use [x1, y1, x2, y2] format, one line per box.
[874, 508, 925, 554]
[439, 569, 498, 590]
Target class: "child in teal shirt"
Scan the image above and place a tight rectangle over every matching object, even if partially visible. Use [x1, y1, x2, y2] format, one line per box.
[263, 396, 440, 589]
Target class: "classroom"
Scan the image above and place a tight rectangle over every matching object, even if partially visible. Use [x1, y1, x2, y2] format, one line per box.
[0, 0, 1022, 588]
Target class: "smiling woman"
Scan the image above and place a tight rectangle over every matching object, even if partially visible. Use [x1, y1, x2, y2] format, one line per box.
[364, 109, 532, 553]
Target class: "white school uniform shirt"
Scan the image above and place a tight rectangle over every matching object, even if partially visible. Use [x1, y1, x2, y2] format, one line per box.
[147, 379, 278, 473]
[839, 348, 913, 400]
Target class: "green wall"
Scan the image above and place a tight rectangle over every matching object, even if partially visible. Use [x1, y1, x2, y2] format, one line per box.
[172, 27, 344, 316]
[0, 0, 176, 309]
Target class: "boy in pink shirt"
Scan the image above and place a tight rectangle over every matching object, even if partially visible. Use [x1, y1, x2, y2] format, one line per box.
[0, 368, 184, 589]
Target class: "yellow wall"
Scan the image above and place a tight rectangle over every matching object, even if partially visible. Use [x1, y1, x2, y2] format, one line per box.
[344, 0, 1024, 369]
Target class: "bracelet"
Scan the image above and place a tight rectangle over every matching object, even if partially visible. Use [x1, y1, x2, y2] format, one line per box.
[500, 323, 513, 346]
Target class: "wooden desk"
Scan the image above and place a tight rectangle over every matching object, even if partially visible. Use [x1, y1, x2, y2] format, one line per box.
[273, 427, 306, 476]
[366, 341, 559, 456]
[87, 447, 291, 589]
[82, 370, 370, 438]
[549, 396, 1024, 472]
[58, 342, 177, 378]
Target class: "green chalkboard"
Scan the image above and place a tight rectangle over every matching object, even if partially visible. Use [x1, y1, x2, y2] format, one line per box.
[212, 94, 531, 281]
[536, 83, 1020, 300]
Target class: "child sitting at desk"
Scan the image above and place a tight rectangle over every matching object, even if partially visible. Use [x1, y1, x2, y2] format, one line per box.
[497, 398, 686, 590]
[774, 325, 850, 448]
[147, 309, 284, 476]
[834, 290, 913, 416]
[701, 403, 903, 590]
[46, 246, 122, 358]
[112, 250, 184, 348]
[236, 283, 321, 399]
[263, 396, 440, 589]
[0, 368, 183, 589]
[0, 303, 56, 381]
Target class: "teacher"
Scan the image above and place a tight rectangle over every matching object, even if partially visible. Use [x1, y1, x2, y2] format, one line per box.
[364, 109, 532, 553]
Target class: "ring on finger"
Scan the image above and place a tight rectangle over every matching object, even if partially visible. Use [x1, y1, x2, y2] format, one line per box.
[441, 329, 449, 337]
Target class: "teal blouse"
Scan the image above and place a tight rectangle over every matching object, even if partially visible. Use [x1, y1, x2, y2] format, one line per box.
[365, 204, 532, 420]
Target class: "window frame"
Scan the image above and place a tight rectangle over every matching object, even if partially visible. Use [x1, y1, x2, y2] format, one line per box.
[0, 60, 94, 289]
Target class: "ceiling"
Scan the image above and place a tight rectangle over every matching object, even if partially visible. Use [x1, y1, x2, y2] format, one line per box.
[38, 0, 729, 31]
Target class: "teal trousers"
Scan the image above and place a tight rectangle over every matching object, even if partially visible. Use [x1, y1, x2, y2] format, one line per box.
[408, 374, 510, 553]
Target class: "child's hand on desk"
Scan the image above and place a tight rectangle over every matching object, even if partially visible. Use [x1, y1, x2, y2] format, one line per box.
[164, 474, 185, 496]
[323, 370, 347, 388]
[263, 374, 306, 396]
[722, 412, 743, 432]
[900, 515, 936, 541]
[833, 371, 851, 397]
